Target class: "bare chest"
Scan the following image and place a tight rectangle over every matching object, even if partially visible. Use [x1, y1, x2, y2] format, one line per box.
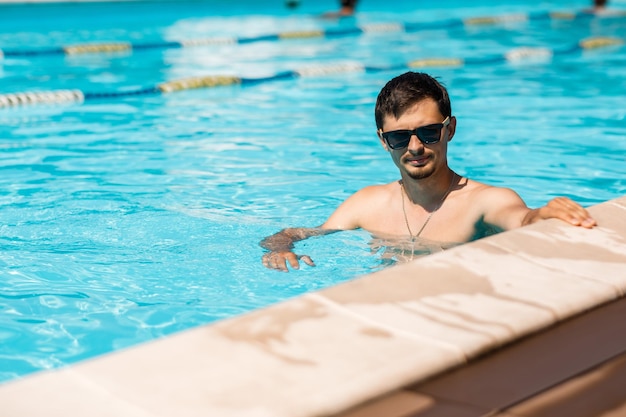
[360, 194, 483, 244]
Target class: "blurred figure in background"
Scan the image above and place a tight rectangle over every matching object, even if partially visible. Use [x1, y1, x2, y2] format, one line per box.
[585, 0, 622, 15]
[323, 0, 357, 18]
[318, 0, 612, 17]
[594, 0, 607, 10]
[587, 0, 608, 12]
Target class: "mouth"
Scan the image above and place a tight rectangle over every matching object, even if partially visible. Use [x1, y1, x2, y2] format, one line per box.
[404, 155, 430, 167]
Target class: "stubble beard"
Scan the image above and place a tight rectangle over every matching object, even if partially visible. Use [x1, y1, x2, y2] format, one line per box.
[403, 158, 436, 180]
[406, 168, 434, 180]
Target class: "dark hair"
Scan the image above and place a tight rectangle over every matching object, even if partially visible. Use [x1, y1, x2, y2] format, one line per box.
[374, 72, 452, 130]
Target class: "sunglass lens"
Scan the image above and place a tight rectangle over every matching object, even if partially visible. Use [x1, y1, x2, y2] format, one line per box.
[418, 126, 441, 144]
[383, 123, 444, 148]
[386, 132, 411, 149]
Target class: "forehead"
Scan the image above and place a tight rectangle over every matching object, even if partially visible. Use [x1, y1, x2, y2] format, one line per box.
[382, 99, 443, 129]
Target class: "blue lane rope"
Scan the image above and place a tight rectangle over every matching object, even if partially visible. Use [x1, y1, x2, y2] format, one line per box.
[0, 35, 623, 109]
[0, 9, 624, 59]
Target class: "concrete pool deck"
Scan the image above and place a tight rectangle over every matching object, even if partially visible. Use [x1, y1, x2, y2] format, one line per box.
[0, 194, 625, 416]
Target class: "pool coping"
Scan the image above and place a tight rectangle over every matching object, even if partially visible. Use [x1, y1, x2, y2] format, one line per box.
[0, 194, 625, 417]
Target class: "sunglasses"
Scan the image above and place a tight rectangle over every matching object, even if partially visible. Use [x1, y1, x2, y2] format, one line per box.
[380, 116, 450, 149]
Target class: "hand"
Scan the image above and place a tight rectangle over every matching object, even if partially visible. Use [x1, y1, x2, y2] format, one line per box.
[526, 197, 597, 228]
[262, 251, 315, 272]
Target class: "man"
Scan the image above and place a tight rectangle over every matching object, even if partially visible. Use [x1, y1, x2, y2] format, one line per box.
[261, 72, 596, 272]
[322, 0, 357, 18]
[585, 0, 608, 12]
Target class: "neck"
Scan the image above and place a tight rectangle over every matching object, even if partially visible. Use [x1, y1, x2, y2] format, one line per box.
[400, 170, 457, 209]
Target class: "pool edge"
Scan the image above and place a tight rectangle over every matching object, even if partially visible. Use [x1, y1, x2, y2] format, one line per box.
[0, 194, 625, 417]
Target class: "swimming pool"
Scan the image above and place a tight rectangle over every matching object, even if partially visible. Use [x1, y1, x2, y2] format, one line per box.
[0, 0, 624, 383]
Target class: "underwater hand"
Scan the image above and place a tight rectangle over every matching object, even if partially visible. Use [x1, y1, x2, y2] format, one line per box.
[262, 251, 315, 272]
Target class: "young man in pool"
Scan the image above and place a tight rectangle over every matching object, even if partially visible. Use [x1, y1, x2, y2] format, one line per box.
[260, 71, 597, 272]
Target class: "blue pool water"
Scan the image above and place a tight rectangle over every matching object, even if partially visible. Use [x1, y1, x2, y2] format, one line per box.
[0, 0, 625, 382]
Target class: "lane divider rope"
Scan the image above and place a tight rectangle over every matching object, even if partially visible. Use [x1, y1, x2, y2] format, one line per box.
[63, 42, 132, 55]
[0, 90, 84, 108]
[0, 9, 623, 59]
[0, 35, 622, 109]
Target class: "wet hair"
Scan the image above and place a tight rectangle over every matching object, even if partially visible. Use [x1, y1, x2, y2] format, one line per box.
[374, 72, 452, 130]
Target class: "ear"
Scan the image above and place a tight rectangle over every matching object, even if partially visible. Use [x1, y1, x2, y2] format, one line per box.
[445, 116, 457, 142]
[377, 129, 390, 151]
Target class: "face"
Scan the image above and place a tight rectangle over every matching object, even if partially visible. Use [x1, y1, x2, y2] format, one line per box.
[377, 98, 455, 180]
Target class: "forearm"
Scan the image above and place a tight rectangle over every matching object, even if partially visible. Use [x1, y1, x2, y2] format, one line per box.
[259, 227, 334, 252]
[259, 228, 301, 252]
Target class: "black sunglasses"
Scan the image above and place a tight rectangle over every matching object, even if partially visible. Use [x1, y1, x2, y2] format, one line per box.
[380, 116, 450, 149]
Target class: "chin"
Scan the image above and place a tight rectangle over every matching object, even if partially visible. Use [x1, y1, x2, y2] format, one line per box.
[407, 170, 435, 180]
[403, 163, 435, 179]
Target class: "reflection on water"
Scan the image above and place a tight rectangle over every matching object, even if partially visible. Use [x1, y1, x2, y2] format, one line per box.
[368, 220, 504, 266]
[369, 234, 464, 266]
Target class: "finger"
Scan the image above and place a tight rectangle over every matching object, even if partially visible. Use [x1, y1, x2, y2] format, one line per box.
[299, 255, 316, 267]
[263, 253, 289, 272]
[563, 206, 596, 227]
[562, 208, 596, 228]
[285, 253, 301, 270]
[546, 198, 595, 227]
[273, 254, 290, 272]
[262, 253, 274, 268]
[584, 217, 597, 228]
[276, 258, 290, 272]
[577, 209, 597, 228]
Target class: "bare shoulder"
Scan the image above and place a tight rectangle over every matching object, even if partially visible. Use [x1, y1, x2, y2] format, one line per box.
[351, 181, 398, 199]
[457, 178, 529, 230]
[339, 181, 398, 211]
[461, 179, 525, 204]
[322, 181, 399, 230]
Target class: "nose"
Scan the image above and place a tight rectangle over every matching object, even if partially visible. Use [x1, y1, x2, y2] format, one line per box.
[407, 133, 424, 152]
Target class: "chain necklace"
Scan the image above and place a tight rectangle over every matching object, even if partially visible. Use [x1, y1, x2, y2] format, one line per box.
[399, 172, 457, 242]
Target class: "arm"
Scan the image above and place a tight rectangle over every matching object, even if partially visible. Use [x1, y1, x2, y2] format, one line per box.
[522, 196, 597, 228]
[260, 227, 338, 272]
[481, 187, 596, 231]
[260, 186, 374, 271]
